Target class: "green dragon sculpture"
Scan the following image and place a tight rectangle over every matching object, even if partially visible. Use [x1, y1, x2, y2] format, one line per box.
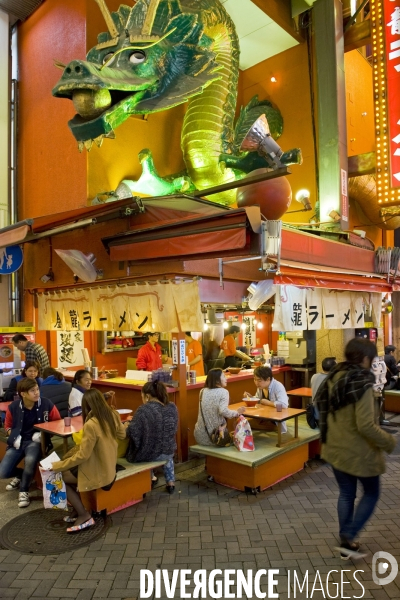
[53, 0, 300, 205]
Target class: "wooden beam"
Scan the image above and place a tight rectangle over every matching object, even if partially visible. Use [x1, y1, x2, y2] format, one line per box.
[251, 0, 305, 44]
[344, 19, 371, 52]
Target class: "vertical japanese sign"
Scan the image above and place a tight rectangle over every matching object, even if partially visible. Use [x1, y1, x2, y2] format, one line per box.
[57, 331, 84, 368]
[384, 0, 400, 187]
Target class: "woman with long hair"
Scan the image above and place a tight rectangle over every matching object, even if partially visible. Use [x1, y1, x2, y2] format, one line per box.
[316, 338, 396, 558]
[126, 381, 178, 494]
[4, 361, 42, 401]
[194, 368, 245, 446]
[51, 388, 126, 532]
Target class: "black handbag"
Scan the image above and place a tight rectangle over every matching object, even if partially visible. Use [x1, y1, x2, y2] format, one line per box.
[199, 390, 233, 448]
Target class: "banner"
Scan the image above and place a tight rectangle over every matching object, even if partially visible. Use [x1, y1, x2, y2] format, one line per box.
[272, 286, 380, 332]
[38, 280, 203, 332]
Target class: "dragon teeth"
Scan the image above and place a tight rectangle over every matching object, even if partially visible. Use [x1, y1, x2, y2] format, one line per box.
[78, 141, 84, 153]
[84, 139, 93, 152]
[94, 135, 104, 147]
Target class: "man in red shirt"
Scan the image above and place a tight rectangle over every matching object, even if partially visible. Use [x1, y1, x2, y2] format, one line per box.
[185, 332, 205, 377]
[136, 332, 163, 371]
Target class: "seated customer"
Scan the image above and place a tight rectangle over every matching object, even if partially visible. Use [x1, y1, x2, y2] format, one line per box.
[68, 369, 92, 416]
[51, 389, 126, 532]
[384, 345, 400, 390]
[194, 368, 245, 446]
[0, 378, 60, 508]
[4, 361, 43, 401]
[311, 357, 337, 420]
[126, 381, 179, 494]
[244, 366, 289, 433]
[41, 368, 72, 418]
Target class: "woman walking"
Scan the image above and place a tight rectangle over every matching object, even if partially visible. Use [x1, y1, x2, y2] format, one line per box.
[316, 338, 396, 558]
[51, 388, 126, 532]
[126, 381, 178, 494]
[194, 368, 245, 446]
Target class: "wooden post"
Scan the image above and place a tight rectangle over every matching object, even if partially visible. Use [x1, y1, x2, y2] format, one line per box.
[171, 332, 188, 462]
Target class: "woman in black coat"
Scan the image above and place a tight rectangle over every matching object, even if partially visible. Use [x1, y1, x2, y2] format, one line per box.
[41, 368, 72, 418]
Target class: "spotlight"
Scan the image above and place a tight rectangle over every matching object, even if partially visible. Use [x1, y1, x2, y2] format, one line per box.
[223, 321, 229, 329]
[295, 189, 312, 211]
[240, 115, 285, 169]
[39, 268, 54, 284]
[328, 209, 341, 223]
[270, 76, 277, 83]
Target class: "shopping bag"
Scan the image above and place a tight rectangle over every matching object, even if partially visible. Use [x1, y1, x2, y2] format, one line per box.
[40, 468, 68, 510]
[233, 415, 255, 452]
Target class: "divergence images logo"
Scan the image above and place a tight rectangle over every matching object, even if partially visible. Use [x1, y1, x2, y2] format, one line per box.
[372, 551, 398, 586]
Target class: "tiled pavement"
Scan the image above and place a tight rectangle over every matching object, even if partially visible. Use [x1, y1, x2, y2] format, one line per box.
[1, 437, 400, 599]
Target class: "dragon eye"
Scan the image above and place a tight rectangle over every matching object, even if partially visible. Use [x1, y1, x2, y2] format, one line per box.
[103, 53, 115, 66]
[129, 51, 146, 65]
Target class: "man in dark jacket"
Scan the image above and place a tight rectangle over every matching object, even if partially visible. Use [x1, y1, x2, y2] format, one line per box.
[384, 345, 400, 389]
[0, 377, 60, 508]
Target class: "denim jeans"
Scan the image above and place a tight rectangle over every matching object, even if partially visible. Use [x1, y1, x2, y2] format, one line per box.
[0, 440, 42, 492]
[154, 453, 175, 483]
[332, 467, 380, 542]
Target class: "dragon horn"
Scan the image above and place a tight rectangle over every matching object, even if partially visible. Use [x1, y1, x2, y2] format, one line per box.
[93, 0, 119, 39]
[141, 0, 161, 36]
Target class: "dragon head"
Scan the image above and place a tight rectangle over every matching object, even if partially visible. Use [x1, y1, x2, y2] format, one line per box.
[52, 0, 222, 150]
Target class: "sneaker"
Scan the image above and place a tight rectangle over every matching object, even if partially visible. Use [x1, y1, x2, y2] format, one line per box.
[336, 542, 365, 561]
[6, 477, 20, 491]
[18, 492, 30, 508]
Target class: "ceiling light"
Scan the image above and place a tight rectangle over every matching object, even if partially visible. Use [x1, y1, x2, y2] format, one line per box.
[203, 323, 209, 331]
[295, 189, 312, 211]
[223, 321, 229, 329]
[270, 76, 277, 83]
[257, 321, 264, 329]
[240, 322, 247, 331]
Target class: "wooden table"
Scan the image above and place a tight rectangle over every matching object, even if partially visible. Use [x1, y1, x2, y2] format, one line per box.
[230, 402, 306, 448]
[34, 416, 83, 456]
[287, 387, 312, 409]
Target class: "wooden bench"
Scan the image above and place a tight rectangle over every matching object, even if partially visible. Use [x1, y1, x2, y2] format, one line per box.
[384, 390, 400, 413]
[190, 416, 319, 493]
[80, 458, 166, 515]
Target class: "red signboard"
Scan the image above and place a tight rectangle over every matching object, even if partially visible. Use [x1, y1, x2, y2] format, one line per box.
[385, 0, 400, 188]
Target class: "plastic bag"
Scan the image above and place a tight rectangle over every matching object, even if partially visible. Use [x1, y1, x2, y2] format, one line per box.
[40, 468, 68, 510]
[233, 416, 255, 452]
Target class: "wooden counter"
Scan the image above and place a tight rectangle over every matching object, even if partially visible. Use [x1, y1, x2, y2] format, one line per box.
[62, 366, 293, 460]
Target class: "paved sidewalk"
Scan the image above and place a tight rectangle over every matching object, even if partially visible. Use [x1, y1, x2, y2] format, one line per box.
[1, 443, 400, 599]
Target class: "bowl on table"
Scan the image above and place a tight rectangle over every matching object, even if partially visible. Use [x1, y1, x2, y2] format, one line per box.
[116, 409, 132, 420]
[243, 397, 259, 407]
[227, 367, 242, 374]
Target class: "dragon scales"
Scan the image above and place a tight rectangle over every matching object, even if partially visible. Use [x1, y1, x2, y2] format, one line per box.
[52, 0, 295, 206]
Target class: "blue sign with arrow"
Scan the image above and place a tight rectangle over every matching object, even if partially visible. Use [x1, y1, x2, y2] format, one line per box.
[0, 246, 23, 274]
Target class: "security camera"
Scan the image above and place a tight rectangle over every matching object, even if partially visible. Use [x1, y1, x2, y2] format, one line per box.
[40, 269, 54, 283]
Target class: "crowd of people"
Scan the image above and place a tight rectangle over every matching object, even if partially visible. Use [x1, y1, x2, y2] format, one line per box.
[0, 334, 397, 557]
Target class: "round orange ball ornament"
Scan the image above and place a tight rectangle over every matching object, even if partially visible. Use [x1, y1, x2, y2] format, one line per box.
[236, 169, 292, 219]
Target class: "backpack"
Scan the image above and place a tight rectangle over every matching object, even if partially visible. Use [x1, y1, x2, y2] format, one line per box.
[306, 403, 318, 429]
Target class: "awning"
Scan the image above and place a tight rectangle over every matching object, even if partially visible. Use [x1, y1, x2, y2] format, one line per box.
[102, 207, 262, 262]
[0, 195, 229, 248]
[274, 261, 392, 293]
